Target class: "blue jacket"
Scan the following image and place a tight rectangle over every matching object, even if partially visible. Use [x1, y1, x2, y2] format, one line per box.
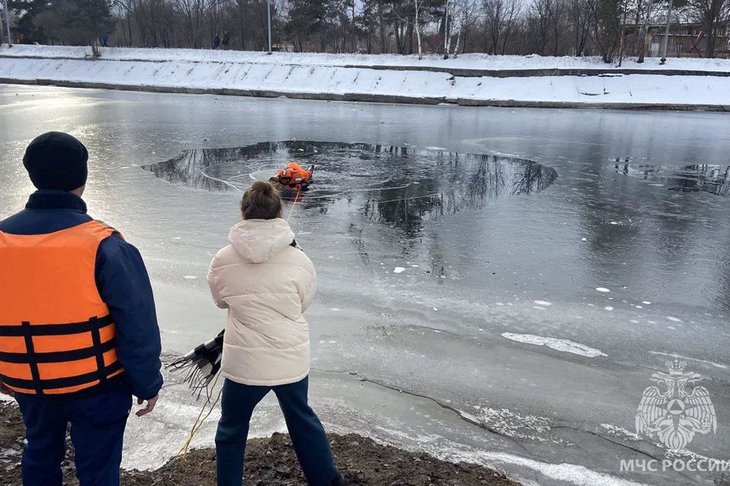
[0, 190, 163, 400]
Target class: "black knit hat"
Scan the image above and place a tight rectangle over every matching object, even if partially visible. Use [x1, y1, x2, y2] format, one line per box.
[23, 132, 88, 191]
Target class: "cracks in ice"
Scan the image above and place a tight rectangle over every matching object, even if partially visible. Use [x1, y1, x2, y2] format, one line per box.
[313, 368, 532, 454]
[313, 366, 696, 478]
[552, 424, 659, 462]
[363, 379, 534, 454]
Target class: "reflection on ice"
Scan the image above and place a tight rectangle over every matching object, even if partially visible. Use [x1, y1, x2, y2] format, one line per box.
[612, 158, 730, 197]
[142, 141, 557, 234]
[141, 146, 266, 192]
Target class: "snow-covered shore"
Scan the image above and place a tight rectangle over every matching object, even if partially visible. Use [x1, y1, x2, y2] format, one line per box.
[1, 45, 729, 109]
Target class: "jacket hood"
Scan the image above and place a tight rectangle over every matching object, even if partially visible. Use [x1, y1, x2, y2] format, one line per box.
[228, 219, 295, 263]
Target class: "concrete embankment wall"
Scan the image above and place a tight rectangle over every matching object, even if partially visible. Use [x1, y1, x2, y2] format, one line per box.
[1, 46, 729, 110]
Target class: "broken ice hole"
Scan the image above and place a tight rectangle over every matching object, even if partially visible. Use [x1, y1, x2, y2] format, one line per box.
[142, 141, 557, 234]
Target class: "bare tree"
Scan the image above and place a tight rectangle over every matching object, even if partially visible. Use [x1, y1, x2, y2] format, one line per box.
[588, 0, 626, 62]
[443, 0, 451, 57]
[532, 0, 549, 53]
[531, 0, 563, 55]
[414, 0, 423, 58]
[567, 0, 591, 54]
[687, 0, 730, 57]
[484, 0, 520, 54]
[551, 0, 564, 54]
[446, 0, 476, 56]
[171, 0, 224, 47]
[633, 0, 663, 62]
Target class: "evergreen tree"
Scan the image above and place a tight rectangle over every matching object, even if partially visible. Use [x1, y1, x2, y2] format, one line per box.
[8, 0, 51, 43]
[29, 0, 115, 45]
[286, 0, 334, 50]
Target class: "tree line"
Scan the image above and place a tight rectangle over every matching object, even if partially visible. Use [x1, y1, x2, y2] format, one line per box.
[6, 0, 730, 60]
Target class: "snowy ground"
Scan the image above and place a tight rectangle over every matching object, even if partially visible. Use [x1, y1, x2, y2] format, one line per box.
[3, 44, 730, 72]
[1, 45, 730, 108]
[0, 85, 729, 485]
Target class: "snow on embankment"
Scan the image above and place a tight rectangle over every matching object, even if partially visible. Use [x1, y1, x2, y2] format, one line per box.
[1, 45, 730, 109]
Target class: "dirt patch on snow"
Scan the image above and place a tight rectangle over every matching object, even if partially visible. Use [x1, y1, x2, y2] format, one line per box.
[0, 401, 517, 485]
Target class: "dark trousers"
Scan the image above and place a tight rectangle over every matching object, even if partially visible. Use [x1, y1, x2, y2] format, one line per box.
[215, 376, 339, 486]
[15, 385, 132, 486]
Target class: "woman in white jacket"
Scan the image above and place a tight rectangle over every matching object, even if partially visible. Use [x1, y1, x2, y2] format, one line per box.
[208, 181, 344, 486]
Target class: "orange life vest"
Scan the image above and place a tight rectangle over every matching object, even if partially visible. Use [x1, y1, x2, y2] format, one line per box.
[275, 161, 312, 188]
[0, 220, 124, 395]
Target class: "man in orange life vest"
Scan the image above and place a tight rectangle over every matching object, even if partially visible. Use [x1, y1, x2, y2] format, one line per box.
[0, 132, 163, 485]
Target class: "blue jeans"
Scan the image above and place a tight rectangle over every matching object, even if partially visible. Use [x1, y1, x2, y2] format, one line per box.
[215, 376, 339, 486]
[15, 385, 132, 486]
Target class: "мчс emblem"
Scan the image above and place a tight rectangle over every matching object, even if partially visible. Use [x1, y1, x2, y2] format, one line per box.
[636, 359, 717, 451]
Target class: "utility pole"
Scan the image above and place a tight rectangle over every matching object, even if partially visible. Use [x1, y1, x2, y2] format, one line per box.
[618, 3, 627, 67]
[2, 0, 12, 47]
[266, 0, 272, 54]
[414, 0, 422, 59]
[660, 0, 674, 64]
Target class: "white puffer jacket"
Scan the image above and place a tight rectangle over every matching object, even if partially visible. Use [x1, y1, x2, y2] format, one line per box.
[207, 218, 316, 386]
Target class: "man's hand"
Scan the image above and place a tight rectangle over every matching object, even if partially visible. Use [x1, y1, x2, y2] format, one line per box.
[0, 382, 14, 397]
[135, 395, 158, 417]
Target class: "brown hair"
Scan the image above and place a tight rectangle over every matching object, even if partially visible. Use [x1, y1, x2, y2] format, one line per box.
[241, 181, 282, 220]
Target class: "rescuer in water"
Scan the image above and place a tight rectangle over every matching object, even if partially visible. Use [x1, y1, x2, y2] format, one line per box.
[270, 161, 314, 192]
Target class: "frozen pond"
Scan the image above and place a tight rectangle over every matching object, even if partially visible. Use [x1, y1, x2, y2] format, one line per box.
[1, 85, 729, 485]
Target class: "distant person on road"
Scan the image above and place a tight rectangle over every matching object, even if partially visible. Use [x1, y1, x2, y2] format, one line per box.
[213, 33, 221, 50]
[99, 33, 109, 47]
[222, 31, 230, 50]
[208, 181, 345, 486]
[0, 132, 163, 486]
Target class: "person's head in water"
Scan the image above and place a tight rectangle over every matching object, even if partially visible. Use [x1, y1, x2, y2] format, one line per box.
[23, 131, 88, 197]
[241, 181, 282, 220]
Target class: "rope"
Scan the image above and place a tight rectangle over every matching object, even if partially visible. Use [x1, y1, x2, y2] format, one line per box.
[178, 370, 223, 462]
[286, 187, 302, 222]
